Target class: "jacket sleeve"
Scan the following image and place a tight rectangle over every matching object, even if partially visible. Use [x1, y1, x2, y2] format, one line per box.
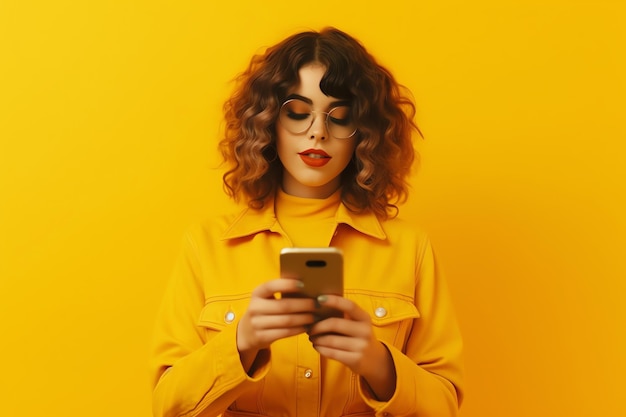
[358, 237, 464, 417]
[149, 230, 270, 417]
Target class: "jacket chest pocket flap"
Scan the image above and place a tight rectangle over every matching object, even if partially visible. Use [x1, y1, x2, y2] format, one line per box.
[348, 292, 420, 347]
[197, 297, 251, 331]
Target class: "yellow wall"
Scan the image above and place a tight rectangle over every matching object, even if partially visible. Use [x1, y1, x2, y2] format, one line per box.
[1, 1, 624, 416]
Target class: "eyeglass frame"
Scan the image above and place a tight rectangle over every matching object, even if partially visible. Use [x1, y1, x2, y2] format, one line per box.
[277, 98, 358, 139]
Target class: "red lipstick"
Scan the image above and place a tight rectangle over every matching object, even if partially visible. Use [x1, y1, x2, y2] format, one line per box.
[298, 149, 331, 167]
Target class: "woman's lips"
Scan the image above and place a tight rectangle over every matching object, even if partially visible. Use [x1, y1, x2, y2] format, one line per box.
[298, 149, 331, 167]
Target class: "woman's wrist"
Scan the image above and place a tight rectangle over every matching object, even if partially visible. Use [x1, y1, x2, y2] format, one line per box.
[360, 342, 397, 401]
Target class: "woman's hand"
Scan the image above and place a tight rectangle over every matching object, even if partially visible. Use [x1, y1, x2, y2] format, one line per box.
[307, 295, 397, 401]
[237, 279, 316, 371]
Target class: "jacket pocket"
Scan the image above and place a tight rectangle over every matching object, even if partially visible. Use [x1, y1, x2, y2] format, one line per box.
[197, 295, 251, 331]
[346, 292, 420, 349]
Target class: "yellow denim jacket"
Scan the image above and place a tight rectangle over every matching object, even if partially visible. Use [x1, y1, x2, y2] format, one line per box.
[150, 196, 464, 417]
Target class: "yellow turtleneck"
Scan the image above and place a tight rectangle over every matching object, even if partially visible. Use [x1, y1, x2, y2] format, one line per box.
[274, 188, 341, 247]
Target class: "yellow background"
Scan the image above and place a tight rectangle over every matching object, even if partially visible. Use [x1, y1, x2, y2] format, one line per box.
[1, 1, 625, 416]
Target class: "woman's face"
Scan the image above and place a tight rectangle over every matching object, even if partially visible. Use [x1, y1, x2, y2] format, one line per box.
[276, 63, 357, 199]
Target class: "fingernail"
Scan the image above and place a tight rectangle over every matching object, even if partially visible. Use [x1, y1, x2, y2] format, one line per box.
[317, 295, 328, 303]
[296, 281, 305, 288]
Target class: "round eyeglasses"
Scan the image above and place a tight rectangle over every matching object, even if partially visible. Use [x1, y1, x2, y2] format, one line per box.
[278, 99, 357, 139]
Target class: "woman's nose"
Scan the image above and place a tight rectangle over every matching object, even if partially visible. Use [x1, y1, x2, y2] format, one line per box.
[309, 113, 327, 140]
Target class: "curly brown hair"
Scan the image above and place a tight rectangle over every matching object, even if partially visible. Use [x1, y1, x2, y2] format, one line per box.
[220, 27, 420, 219]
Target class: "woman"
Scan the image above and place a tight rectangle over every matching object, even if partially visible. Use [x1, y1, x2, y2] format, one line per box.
[151, 27, 464, 417]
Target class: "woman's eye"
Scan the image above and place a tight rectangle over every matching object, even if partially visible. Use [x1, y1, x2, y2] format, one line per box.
[329, 107, 352, 125]
[287, 111, 310, 121]
[329, 116, 350, 126]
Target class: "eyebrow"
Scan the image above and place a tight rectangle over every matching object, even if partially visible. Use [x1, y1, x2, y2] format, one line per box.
[285, 94, 351, 108]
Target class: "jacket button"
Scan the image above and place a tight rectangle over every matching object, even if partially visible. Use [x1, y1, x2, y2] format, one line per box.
[224, 311, 236, 323]
[304, 369, 313, 378]
[374, 307, 387, 318]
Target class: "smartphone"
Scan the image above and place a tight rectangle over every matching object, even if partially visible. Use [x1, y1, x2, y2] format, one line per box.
[280, 247, 343, 321]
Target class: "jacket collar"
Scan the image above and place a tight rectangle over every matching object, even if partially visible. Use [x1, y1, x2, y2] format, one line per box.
[220, 194, 387, 241]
